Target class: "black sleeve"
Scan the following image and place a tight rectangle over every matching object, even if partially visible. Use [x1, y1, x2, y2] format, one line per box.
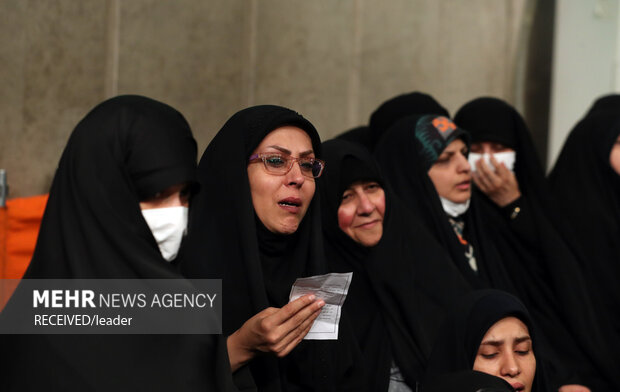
[500, 196, 540, 250]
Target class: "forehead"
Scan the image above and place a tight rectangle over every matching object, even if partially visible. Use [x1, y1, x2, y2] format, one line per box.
[483, 316, 530, 340]
[471, 141, 508, 148]
[256, 126, 313, 151]
[346, 180, 379, 189]
[443, 138, 466, 152]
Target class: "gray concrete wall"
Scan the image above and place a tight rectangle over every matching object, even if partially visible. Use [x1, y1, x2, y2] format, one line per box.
[1, 0, 528, 197]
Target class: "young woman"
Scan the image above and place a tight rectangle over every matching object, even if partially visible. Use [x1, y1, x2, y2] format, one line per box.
[180, 105, 362, 391]
[455, 97, 618, 391]
[319, 138, 470, 391]
[374, 114, 515, 291]
[2, 95, 238, 391]
[425, 290, 549, 392]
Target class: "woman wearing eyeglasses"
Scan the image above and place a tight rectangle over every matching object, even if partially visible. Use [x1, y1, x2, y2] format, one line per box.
[180, 105, 363, 391]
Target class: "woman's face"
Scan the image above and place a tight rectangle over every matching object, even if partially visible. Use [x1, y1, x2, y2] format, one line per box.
[473, 316, 536, 392]
[337, 181, 386, 247]
[247, 126, 316, 234]
[427, 139, 472, 203]
[610, 134, 620, 176]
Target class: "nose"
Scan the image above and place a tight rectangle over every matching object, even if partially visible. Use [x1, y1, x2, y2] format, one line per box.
[357, 193, 375, 215]
[500, 353, 521, 378]
[285, 160, 306, 187]
[457, 152, 471, 173]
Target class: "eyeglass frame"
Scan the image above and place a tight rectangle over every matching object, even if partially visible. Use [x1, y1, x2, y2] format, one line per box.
[248, 153, 325, 178]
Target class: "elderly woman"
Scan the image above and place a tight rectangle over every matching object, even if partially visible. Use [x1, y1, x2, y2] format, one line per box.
[319, 138, 470, 391]
[180, 105, 362, 391]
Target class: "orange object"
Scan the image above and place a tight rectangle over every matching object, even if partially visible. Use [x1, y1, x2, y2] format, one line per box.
[0, 194, 48, 310]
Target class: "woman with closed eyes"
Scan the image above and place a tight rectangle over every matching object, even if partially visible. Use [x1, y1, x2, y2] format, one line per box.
[425, 290, 550, 392]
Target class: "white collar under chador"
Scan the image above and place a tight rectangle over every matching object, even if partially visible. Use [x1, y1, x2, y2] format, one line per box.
[440, 197, 470, 218]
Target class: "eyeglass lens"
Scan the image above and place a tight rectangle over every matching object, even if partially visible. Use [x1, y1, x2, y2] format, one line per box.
[263, 155, 322, 177]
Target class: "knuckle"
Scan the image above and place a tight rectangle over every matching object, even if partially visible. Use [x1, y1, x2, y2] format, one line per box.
[265, 332, 280, 345]
[259, 318, 273, 332]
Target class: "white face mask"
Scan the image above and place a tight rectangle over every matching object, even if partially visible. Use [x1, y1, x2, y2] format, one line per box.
[468, 151, 516, 172]
[440, 197, 470, 218]
[141, 206, 189, 262]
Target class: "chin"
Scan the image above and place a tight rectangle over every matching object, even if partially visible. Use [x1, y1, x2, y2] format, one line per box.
[356, 232, 382, 247]
[275, 221, 301, 235]
[450, 194, 471, 204]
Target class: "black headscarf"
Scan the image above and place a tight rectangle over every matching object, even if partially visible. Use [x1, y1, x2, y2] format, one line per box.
[368, 92, 450, 151]
[455, 97, 620, 390]
[335, 125, 374, 151]
[548, 113, 620, 344]
[425, 290, 549, 392]
[320, 139, 471, 391]
[374, 114, 515, 292]
[585, 93, 620, 117]
[180, 105, 362, 392]
[1, 95, 238, 391]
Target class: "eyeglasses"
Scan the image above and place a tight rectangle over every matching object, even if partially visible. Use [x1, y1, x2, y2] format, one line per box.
[248, 153, 325, 178]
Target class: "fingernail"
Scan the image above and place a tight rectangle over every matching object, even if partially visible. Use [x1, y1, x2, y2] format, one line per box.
[317, 300, 325, 307]
[308, 294, 316, 301]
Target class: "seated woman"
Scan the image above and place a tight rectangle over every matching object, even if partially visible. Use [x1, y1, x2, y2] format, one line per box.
[319, 138, 470, 391]
[180, 105, 362, 391]
[455, 97, 617, 391]
[2, 95, 239, 391]
[425, 290, 548, 392]
[374, 114, 515, 291]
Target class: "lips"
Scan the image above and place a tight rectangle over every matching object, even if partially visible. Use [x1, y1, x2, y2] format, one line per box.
[456, 180, 471, 190]
[278, 197, 302, 213]
[355, 219, 380, 229]
[511, 382, 525, 391]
